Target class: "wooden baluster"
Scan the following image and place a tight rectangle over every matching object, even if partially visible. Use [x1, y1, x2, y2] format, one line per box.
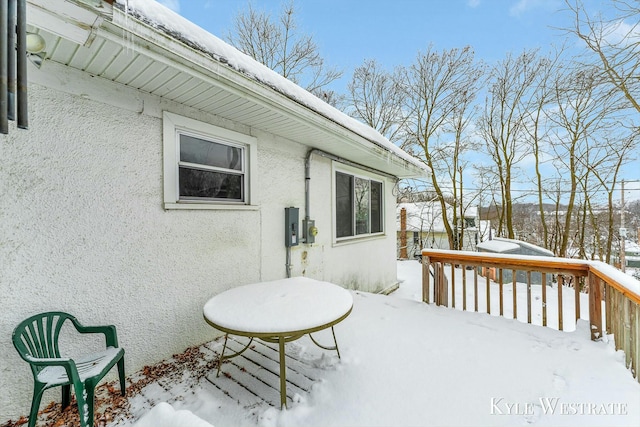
[527, 271, 532, 324]
[542, 273, 547, 327]
[433, 262, 440, 305]
[574, 275, 580, 322]
[512, 270, 517, 320]
[474, 267, 478, 312]
[486, 273, 491, 315]
[606, 283, 613, 335]
[558, 275, 564, 331]
[499, 269, 504, 317]
[616, 289, 622, 351]
[462, 265, 467, 311]
[631, 301, 639, 382]
[623, 297, 631, 370]
[441, 262, 448, 306]
[450, 264, 455, 309]
[611, 288, 618, 349]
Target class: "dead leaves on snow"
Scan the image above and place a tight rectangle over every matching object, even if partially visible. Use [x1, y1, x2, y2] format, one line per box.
[0, 344, 221, 427]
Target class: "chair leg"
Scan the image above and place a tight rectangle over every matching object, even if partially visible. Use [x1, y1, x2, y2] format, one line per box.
[61, 384, 71, 408]
[73, 381, 90, 427]
[85, 385, 96, 427]
[28, 383, 45, 427]
[117, 358, 126, 396]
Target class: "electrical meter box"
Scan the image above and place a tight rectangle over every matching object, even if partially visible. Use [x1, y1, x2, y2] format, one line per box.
[285, 207, 299, 247]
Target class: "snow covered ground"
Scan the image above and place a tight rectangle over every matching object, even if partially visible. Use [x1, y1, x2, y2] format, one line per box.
[119, 260, 640, 427]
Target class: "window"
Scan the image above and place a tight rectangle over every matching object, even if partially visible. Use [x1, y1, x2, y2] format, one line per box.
[178, 134, 244, 201]
[163, 112, 257, 209]
[335, 170, 384, 239]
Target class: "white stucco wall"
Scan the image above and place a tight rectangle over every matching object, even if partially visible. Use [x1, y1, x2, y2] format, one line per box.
[0, 63, 399, 421]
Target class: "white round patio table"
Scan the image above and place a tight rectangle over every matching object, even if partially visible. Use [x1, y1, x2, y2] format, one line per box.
[203, 277, 353, 408]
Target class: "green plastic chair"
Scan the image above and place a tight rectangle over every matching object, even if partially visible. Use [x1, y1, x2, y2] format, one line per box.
[12, 311, 125, 427]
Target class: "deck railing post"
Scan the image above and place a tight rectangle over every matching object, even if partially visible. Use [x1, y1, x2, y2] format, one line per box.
[422, 255, 430, 304]
[588, 271, 603, 341]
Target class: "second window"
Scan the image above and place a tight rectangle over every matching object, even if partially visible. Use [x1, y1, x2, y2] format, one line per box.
[336, 171, 383, 239]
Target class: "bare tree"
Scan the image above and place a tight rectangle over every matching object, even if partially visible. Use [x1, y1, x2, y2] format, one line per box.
[401, 45, 482, 249]
[546, 62, 627, 257]
[227, 1, 342, 100]
[445, 65, 484, 249]
[478, 49, 548, 239]
[519, 48, 564, 250]
[346, 59, 407, 143]
[565, 0, 640, 113]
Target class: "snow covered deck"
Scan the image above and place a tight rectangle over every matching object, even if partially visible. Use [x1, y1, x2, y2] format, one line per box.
[11, 262, 639, 427]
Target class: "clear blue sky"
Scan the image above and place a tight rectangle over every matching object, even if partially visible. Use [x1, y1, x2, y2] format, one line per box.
[160, 0, 578, 90]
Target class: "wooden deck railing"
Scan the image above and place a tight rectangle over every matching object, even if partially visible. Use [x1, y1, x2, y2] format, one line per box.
[421, 249, 640, 383]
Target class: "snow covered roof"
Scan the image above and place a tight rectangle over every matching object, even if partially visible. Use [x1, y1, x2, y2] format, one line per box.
[477, 237, 554, 256]
[476, 239, 521, 253]
[26, 0, 428, 179]
[626, 240, 640, 254]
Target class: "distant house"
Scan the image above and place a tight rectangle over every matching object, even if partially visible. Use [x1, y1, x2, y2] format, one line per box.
[0, 0, 428, 421]
[476, 237, 554, 285]
[397, 201, 483, 257]
[624, 240, 640, 268]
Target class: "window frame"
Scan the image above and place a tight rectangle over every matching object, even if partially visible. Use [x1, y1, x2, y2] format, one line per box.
[163, 112, 257, 210]
[333, 164, 385, 242]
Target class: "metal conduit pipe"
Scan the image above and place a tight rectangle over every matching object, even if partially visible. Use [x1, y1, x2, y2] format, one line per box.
[1, 0, 9, 134]
[17, 0, 27, 129]
[7, 0, 15, 121]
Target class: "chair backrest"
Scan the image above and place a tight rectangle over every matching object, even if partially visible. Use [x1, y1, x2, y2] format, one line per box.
[12, 312, 76, 364]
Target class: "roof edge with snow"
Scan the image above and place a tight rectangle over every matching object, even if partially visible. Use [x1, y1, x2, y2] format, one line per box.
[109, 0, 429, 178]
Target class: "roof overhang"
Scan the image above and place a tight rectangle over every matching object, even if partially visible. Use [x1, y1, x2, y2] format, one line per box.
[26, 0, 429, 180]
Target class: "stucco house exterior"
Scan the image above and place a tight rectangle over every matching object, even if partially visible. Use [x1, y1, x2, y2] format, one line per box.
[0, 0, 428, 421]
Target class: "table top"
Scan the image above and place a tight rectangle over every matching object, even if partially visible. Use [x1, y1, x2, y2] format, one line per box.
[203, 277, 353, 337]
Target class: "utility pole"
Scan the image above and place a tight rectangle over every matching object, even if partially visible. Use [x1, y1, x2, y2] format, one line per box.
[620, 180, 626, 272]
